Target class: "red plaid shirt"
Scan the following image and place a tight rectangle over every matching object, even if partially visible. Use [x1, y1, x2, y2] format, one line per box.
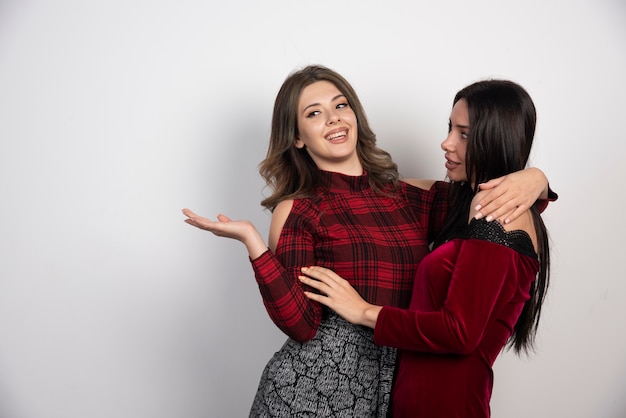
[251, 171, 449, 342]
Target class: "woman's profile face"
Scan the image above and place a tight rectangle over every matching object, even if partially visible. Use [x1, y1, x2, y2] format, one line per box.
[441, 98, 469, 183]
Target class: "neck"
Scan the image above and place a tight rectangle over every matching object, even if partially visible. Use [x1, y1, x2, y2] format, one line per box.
[317, 160, 363, 176]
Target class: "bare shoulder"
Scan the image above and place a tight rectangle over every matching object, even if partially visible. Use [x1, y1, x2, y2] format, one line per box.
[502, 211, 538, 251]
[471, 191, 538, 251]
[268, 199, 294, 251]
[402, 178, 436, 190]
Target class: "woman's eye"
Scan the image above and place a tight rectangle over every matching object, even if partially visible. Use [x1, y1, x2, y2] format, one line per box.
[306, 110, 321, 118]
[336, 102, 349, 109]
[461, 132, 469, 139]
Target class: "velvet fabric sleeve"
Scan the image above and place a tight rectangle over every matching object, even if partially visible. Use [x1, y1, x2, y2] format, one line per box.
[374, 234, 538, 354]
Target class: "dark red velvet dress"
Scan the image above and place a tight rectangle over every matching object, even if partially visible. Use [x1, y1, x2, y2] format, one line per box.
[374, 218, 539, 418]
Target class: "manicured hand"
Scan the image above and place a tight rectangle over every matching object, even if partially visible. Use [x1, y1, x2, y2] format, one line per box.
[299, 266, 381, 328]
[474, 168, 547, 223]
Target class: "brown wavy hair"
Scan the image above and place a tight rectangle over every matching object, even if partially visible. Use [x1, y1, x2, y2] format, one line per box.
[259, 65, 399, 210]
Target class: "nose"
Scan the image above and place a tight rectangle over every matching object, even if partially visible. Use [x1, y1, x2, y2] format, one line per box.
[441, 132, 454, 152]
[326, 109, 340, 125]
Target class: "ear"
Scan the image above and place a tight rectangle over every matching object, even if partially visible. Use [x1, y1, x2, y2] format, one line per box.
[294, 137, 305, 149]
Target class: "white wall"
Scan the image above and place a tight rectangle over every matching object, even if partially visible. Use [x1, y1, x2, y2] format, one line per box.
[0, 1, 624, 417]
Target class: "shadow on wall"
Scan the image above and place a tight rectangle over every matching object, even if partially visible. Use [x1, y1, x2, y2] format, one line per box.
[190, 105, 286, 414]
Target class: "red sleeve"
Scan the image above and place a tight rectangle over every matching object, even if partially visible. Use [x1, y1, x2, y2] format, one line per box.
[427, 181, 450, 243]
[250, 201, 322, 342]
[403, 181, 449, 245]
[534, 185, 558, 214]
[374, 239, 532, 354]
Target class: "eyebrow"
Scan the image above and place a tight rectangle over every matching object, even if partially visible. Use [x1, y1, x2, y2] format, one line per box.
[450, 120, 470, 129]
[302, 94, 346, 113]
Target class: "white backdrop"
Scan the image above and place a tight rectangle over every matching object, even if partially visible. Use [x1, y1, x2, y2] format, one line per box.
[1, 1, 624, 417]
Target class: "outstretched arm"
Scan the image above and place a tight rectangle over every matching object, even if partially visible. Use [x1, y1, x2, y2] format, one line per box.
[183, 205, 324, 342]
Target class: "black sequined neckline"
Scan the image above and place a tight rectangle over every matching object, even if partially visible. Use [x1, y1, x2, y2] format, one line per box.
[457, 218, 538, 260]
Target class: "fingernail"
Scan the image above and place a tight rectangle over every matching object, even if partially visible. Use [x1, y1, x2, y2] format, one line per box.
[474, 204, 482, 211]
[486, 215, 493, 222]
[504, 218, 510, 224]
[474, 212, 483, 220]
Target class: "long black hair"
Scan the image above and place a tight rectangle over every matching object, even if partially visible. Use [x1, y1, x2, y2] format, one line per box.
[434, 80, 550, 354]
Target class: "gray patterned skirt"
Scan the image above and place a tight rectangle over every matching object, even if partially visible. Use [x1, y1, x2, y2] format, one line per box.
[249, 311, 397, 417]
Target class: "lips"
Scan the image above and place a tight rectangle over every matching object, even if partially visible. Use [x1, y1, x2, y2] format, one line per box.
[445, 156, 460, 170]
[325, 128, 348, 142]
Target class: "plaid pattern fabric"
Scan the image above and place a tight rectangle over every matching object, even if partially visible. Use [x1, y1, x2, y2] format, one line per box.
[251, 171, 449, 342]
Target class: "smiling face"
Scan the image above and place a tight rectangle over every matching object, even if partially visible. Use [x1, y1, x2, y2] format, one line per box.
[294, 80, 362, 175]
[441, 98, 469, 183]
